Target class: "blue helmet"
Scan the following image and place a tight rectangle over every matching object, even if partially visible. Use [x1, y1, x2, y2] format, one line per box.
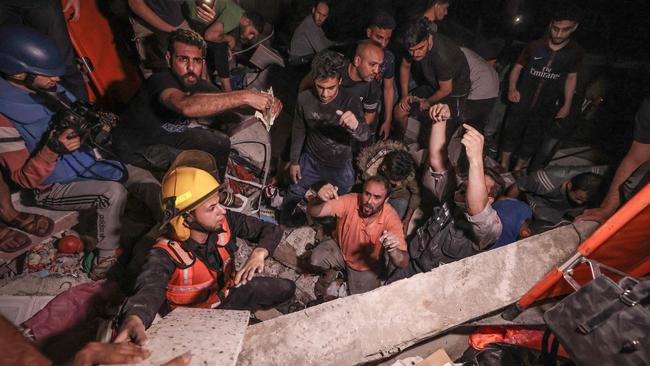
[0, 25, 65, 77]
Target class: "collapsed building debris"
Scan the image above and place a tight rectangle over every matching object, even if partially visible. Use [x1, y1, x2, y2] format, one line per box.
[236, 222, 598, 366]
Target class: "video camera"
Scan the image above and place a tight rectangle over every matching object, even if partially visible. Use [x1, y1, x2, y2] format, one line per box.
[51, 102, 114, 146]
[39, 90, 117, 154]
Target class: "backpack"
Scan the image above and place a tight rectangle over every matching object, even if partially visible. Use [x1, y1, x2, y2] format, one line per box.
[409, 202, 481, 272]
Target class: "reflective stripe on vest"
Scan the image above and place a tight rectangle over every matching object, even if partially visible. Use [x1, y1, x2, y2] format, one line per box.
[153, 220, 235, 308]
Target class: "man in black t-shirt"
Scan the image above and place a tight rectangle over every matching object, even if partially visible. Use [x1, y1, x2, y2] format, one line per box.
[299, 41, 383, 126]
[577, 98, 650, 224]
[281, 50, 370, 226]
[341, 41, 384, 126]
[499, 7, 584, 173]
[113, 29, 279, 179]
[367, 11, 398, 140]
[394, 17, 470, 139]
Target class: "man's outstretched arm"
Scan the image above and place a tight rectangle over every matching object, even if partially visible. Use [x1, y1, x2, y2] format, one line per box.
[307, 183, 339, 218]
[160, 88, 278, 118]
[577, 141, 650, 223]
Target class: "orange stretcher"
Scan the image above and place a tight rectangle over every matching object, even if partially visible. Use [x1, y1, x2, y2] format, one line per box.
[63, 0, 142, 109]
[504, 182, 650, 319]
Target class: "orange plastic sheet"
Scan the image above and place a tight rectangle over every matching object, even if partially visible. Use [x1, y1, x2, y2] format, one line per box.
[63, 0, 142, 108]
[469, 326, 569, 358]
[516, 183, 650, 310]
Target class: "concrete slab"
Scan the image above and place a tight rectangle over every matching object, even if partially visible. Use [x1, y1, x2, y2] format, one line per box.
[236, 221, 598, 366]
[0, 273, 91, 296]
[117, 308, 250, 366]
[0, 193, 79, 265]
[0, 295, 55, 325]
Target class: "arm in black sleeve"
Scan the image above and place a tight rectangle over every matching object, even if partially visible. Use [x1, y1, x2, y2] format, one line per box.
[122, 249, 175, 328]
[348, 97, 370, 141]
[350, 117, 371, 141]
[227, 211, 284, 254]
[290, 102, 307, 164]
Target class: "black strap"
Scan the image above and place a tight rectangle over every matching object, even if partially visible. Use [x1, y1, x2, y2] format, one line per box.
[541, 329, 559, 366]
[579, 279, 650, 334]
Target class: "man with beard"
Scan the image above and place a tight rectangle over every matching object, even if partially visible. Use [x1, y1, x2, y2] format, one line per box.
[366, 11, 397, 140]
[394, 18, 470, 139]
[499, 6, 584, 172]
[387, 104, 504, 283]
[300, 41, 384, 125]
[289, 0, 334, 65]
[307, 176, 408, 295]
[115, 166, 295, 344]
[113, 29, 279, 179]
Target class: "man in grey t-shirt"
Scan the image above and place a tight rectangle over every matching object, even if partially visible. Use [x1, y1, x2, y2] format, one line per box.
[460, 47, 499, 132]
[289, 1, 334, 65]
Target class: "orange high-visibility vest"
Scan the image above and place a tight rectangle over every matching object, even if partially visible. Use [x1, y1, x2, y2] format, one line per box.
[153, 220, 235, 309]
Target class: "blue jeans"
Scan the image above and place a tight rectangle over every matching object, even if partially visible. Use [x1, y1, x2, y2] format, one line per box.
[280, 152, 354, 224]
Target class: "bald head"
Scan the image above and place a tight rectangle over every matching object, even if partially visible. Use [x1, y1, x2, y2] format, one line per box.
[353, 40, 384, 82]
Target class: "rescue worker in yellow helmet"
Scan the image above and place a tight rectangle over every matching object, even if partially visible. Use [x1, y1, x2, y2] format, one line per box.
[114, 167, 295, 345]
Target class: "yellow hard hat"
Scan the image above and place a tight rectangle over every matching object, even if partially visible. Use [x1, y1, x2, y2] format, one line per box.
[160, 167, 222, 240]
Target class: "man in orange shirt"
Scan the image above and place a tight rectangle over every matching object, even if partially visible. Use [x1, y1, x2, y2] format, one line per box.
[307, 176, 409, 294]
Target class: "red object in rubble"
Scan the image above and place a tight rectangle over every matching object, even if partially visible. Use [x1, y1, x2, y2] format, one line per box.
[57, 235, 85, 254]
[469, 326, 569, 358]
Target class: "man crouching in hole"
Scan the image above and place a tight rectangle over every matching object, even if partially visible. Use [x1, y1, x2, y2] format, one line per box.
[306, 175, 409, 297]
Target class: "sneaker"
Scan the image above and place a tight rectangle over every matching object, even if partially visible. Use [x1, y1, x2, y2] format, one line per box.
[219, 191, 244, 210]
[89, 255, 119, 281]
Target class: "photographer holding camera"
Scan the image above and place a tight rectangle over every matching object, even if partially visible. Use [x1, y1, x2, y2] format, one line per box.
[0, 25, 161, 280]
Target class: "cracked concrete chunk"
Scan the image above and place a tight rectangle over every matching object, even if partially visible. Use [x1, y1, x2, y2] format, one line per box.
[115, 308, 249, 366]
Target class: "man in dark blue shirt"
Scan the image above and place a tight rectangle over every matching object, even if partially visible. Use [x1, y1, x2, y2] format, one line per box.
[282, 50, 370, 226]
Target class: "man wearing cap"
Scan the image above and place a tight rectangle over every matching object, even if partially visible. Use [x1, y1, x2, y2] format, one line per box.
[115, 166, 295, 345]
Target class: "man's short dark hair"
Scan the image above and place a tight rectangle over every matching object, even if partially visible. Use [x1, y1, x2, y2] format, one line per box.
[403, 17, 431, 48]
[570, 172, 603, 198]
[550, 4, 579, 23]
[426, 0, 451, 7]
[382, 150, 415, 182]
[484, 167, 505, 199]
[364, 175, 391, 196]
[369, 11, 396, 30]
[168, 29, 206, 57]
[311, 50, 345, 81]
[243, 11, 265, 33]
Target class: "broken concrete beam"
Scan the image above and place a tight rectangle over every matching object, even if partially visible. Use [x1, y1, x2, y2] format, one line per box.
[0, 193, 79, 266]
[236, 222, 598, 366]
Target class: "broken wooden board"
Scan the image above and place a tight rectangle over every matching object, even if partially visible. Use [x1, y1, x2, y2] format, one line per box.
[237, 221, 598, 366]
[115, 308, 249, 366]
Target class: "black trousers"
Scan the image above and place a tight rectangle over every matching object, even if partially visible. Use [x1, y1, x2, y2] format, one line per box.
[501, 99, 558, 159]
[218, 277, 295, 311]
[464, 97, 497, 133]
[114, 127, 231, 181]
[0, 1, 88, 101]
